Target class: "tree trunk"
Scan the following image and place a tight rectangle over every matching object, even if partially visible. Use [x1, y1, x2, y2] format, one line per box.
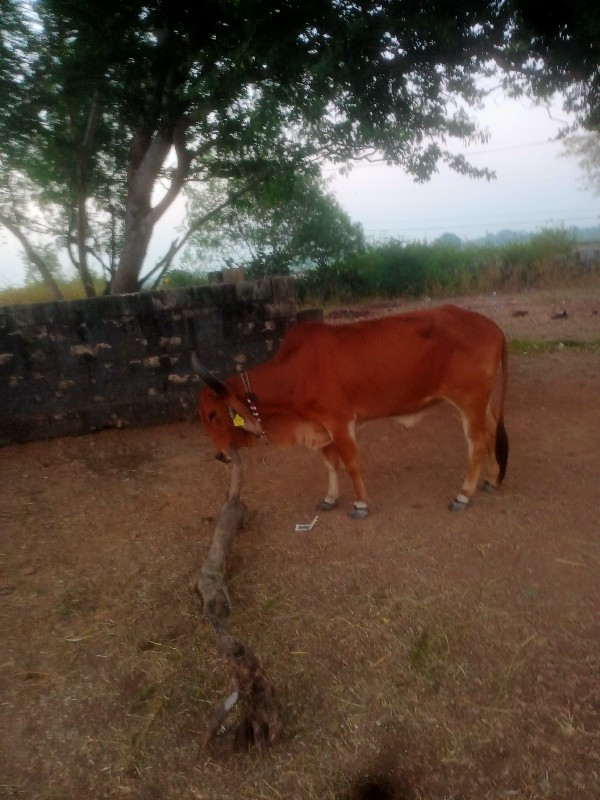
[76, 196, 97, 298]
[110, 214, 155, 294]
[110, 124, 193, 294]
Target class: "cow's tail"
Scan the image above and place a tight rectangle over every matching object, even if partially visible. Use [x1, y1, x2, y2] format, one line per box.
[495, 335, 509, 483]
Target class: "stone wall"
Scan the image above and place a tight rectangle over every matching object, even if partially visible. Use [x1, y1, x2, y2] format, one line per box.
[0, 278, 298, 445]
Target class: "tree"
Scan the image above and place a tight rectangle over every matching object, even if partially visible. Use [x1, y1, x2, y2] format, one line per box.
[1, 1, 599, 295]
[0, 0, 129, 297]
[562, 132, 600, 195]
[434, 233, 464, 248]
[181, 170, 365, 278]
[508, 2, 600, 126]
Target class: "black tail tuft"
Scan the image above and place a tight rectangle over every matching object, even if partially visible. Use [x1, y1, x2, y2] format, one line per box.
[495, 417, 509, 483]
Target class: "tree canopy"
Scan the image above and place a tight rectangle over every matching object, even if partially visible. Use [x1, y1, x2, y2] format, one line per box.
[562, 132, 600, 195]
[181, 170, 365, 279]
[1, 1, 599, 295]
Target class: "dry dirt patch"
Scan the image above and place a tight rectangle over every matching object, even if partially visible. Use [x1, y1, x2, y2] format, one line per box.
[1, 285, 599, 800]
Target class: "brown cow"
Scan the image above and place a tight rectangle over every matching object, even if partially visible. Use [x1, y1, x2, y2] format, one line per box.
[193, 304, 508, 519]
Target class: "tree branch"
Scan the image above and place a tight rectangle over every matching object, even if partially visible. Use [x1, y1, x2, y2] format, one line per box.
[194, 451, 282, 754]
[148, 119, 197, 225]
[0, 213, 64, 300]
[75, 91, 101, 297]
[144, 173, 270, 288]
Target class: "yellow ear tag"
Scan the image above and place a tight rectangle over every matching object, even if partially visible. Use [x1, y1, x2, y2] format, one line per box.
[232, 413, 245, 428]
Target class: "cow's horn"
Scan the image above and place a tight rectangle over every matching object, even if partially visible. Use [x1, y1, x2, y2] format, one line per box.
[191, 353, 228, 396]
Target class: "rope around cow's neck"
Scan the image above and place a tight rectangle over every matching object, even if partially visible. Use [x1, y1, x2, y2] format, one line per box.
[239, 369, 266, 438]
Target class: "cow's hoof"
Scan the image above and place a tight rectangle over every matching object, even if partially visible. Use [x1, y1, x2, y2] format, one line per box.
[482, 480, 498, 493]
[317, 499, 338, 512]
[349, 504, 369, 520]
[449, 495, 470, 512]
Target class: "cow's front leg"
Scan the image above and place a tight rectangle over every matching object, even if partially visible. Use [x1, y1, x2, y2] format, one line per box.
[317, 443, 340, 511]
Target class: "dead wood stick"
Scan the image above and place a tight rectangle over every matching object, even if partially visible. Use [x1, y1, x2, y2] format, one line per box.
[194, 449, 282, 752]
[194, 450, 245, 624]
[195, 495, 246, 626]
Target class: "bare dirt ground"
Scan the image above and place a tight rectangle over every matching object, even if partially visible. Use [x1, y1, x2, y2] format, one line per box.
[1, 282, 599, 800]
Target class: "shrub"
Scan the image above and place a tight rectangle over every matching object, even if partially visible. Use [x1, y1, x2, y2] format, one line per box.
[297, 227, 583, 303]
[298, 259, 369, 302]
[493, 228, 576, 288]
[160, 268, 209, 288]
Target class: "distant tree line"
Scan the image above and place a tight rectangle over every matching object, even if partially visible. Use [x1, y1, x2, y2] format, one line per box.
[436, 225, 600, 248]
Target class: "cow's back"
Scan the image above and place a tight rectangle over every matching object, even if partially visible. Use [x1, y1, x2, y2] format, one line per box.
[265, 305, 505, 421]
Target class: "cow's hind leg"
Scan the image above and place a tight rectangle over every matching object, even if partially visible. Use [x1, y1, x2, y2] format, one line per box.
[317, 443, 341, 511]
[477, 403, 509, 496]
[328, 423, 369, 519]
[450, 408, 488, 511]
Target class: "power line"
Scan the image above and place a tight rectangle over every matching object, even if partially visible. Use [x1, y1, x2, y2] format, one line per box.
[363, 213, 600, 235]
[360, 208, 596, 226]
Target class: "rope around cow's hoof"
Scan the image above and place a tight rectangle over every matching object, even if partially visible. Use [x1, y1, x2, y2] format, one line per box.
[449, 493, 471, 511]
[317, 498, 338, 511]
[349, 504, 369, 520]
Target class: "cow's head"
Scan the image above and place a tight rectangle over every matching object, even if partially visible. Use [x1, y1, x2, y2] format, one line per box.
[193, 355, 263, 461]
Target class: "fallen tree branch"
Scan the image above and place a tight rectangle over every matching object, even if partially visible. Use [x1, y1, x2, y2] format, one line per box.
[194, 450, 282, 753]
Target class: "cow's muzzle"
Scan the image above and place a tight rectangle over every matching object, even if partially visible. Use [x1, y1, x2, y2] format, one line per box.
[215, 451, 231, 464]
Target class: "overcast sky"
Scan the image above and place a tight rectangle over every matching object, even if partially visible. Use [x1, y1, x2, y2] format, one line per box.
[0, 90, 597, 289]
[328, 91, 598, 242]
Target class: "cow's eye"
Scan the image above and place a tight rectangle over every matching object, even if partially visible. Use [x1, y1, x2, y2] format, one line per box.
[208, 411, 217, 422]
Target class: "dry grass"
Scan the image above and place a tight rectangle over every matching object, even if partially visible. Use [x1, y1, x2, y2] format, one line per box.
[1, 285, 600, 799]
[0, 279, 99, 306]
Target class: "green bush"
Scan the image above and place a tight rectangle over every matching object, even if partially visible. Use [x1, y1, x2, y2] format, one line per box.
[160, 268, 209, 289]
[495, 229, 575, 286]
[297, 259, 370, 302]
[297, 228, 582, 303]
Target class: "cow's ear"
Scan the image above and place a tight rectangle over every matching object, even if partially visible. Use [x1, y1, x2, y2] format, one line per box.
[191, 354, 228, 397]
